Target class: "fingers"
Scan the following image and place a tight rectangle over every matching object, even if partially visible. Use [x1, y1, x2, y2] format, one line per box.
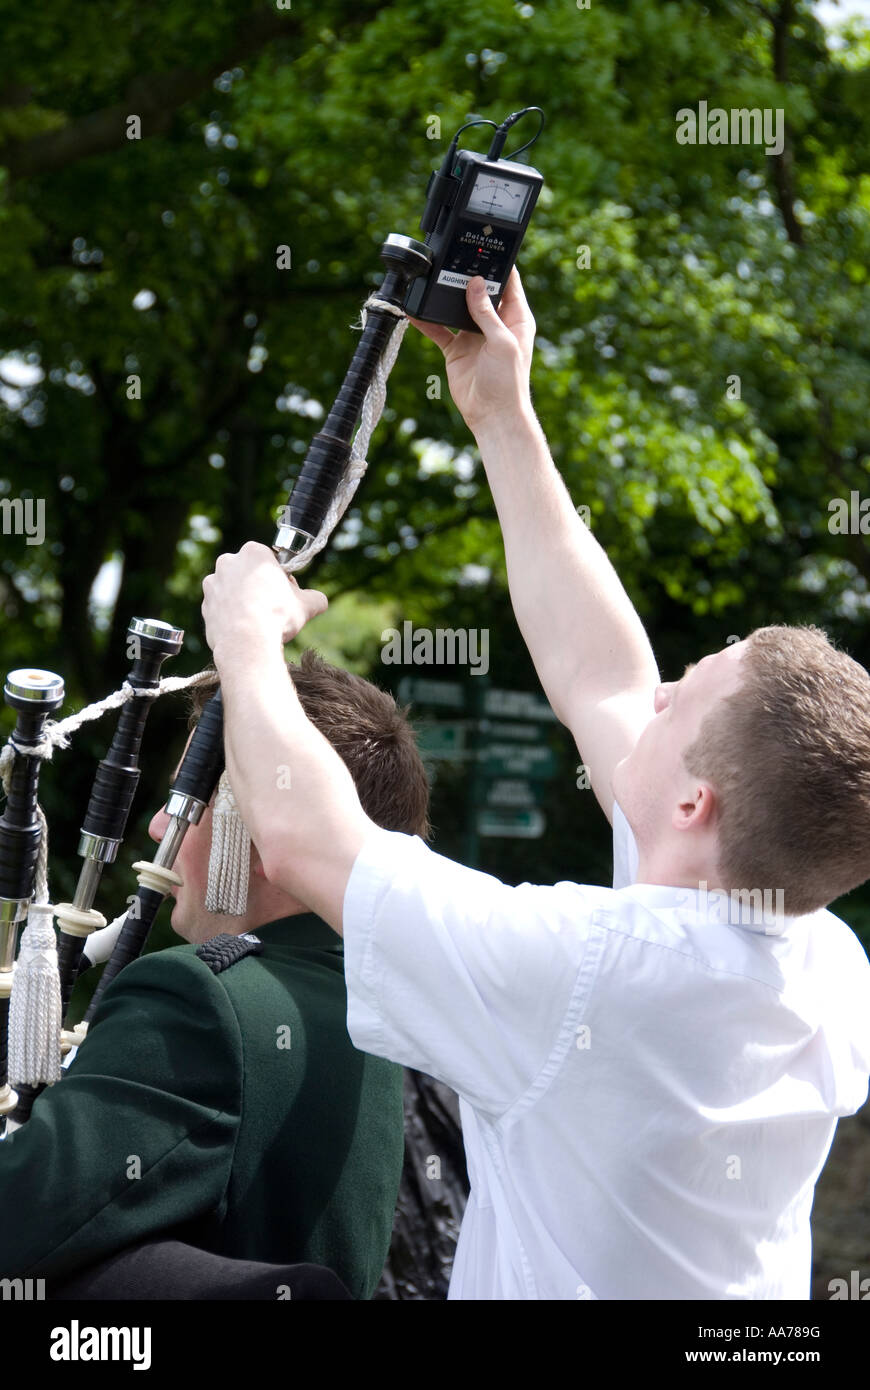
[285, 571, 328, 614]
[407, 315, 456, 353]
[465, 277, 517, 347]
[500, 267, 529, 317]
[284, 571, 327, 616]
[497, 268, 536, 339]
[205, 557, 325, 615]
[305, 589, 329, 616]
[282, 586, 328, 643]
[212, 541, 275, 574]
[408, 281, 526, 352]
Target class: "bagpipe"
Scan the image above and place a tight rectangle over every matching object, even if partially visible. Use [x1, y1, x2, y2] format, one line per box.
[0, 108, 543, 1136]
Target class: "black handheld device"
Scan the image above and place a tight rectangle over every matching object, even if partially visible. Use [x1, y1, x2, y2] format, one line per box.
[403, 106, 544, 333]
[271, 106, 544, 561]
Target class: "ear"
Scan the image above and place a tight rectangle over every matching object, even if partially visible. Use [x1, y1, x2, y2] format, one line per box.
[673, 782, 716, 832]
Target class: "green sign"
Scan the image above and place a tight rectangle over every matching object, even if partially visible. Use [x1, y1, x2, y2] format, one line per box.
[477, 808, 546, 839]
[396, 681, 558, 722]
[477, 742, 557, 778]
[477, 778, 547, 809]
[483, 688, 556, 722]
[477, 718, 549, 743]
[416, 722, 467, 759]
[397, 676, 466, 710]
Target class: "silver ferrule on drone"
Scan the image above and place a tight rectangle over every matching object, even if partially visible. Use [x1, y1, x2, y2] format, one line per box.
[273, 507, 313, 568]
[154, 791, 207, 866]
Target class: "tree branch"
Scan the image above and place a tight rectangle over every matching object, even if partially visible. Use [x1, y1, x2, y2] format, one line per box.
[0, 7, 299, 180]
[767, 0, 804, 247]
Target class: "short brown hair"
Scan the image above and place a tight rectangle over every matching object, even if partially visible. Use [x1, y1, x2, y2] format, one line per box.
[189, 648, 431, 840]
[682, 624, 870, 917]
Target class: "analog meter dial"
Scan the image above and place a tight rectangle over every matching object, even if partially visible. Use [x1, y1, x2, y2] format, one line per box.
[465, 173, 530, 222]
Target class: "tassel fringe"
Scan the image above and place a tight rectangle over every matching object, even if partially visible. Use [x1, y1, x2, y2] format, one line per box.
[206, 772, 251, 916]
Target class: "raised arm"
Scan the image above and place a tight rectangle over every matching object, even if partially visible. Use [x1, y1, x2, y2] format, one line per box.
[409, 272, 660, 820]
[203, 549, 373, 931]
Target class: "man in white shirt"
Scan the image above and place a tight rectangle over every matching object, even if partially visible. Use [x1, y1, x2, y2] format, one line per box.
[199, 271, 870, 1299]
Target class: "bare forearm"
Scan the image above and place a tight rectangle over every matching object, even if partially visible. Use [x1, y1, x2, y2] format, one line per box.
[212, 637, 371, 931]
[472, 403, 659, 719]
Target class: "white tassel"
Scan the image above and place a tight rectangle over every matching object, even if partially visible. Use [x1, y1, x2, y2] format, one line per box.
[8, 903, 62, 1086]
[205, 772, 251, 916]
[0, 666, 219, 1092]
[3, 788, 62, 1089]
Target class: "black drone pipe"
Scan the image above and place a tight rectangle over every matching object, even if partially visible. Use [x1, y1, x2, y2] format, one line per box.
[55, 617, 185, 1017]
[83, 687, 225, 1024]
[274, 234, 431, 560]
[7, 621, 185, 1125]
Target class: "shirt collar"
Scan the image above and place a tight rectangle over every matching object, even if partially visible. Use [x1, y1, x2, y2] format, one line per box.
[621, 882, 793, 936]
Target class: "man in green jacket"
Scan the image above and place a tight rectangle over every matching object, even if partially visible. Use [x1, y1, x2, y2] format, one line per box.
[0, 649, 431, 1299]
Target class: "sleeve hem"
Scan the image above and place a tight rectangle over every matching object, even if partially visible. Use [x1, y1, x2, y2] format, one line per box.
[342, 826, 423, 1061]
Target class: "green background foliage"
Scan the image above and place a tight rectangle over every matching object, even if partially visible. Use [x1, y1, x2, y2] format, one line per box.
[0, 0, 869, 957]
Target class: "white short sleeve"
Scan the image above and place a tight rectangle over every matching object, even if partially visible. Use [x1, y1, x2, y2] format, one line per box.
[342, 826, 603, 1116]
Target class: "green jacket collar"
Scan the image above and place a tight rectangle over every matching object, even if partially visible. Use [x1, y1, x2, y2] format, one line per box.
[252, 912, 342, 951]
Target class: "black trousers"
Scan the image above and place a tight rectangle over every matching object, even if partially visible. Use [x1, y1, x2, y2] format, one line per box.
[49, 1239, 353, 1300]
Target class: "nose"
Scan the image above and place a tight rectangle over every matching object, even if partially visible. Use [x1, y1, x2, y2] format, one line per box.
[148, 806, 170, 844]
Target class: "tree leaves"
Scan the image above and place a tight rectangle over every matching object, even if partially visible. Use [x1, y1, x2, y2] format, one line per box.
[0, 0, 868, 920]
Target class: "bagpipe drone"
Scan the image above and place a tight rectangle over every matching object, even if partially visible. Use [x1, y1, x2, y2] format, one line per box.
[0, 107, 544, 1135]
